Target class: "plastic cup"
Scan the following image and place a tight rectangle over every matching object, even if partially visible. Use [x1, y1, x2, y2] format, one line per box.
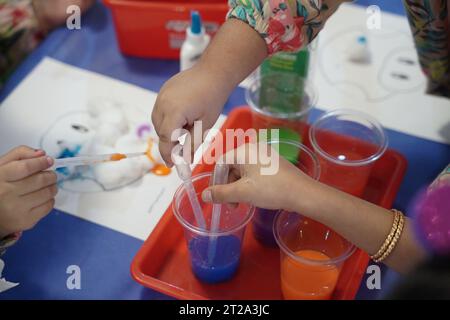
[309, 109, 388, 197]
[274, 211, 356, 300]
[172, 173, 255, 284]
[246, 73, 316, 141]
[251, 140, 320, 247]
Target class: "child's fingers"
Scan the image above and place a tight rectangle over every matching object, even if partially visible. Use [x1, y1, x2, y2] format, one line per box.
[0, 156, 53, 182]
[13, 171, 58, 196]
[157, 114, 188, 167]
[0, 146, 45, 166]
[28, 199, 55, 229]
[21, 184, 58, 210]
[202, 179, 248, 204]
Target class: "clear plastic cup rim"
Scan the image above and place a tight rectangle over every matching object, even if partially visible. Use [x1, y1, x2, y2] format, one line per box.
[267, 139, 321, 181]
[273, 211, 357, 266]
[172, 172, 255, 237]
[309, 109, 388, 167]
[245, 74, 317, 120]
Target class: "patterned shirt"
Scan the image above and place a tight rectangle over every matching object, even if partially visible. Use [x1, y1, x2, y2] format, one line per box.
[0, 0, 42, 89]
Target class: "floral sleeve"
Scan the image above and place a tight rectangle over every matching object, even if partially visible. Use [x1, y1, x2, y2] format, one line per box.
[403, 0, 450, 98]
[227, 0, 346, 55]
[0, 0, 41, 90]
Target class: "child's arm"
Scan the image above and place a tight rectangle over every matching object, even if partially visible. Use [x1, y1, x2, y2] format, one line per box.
[153, 0, 350, 166]
[152, 18, 267, 166]
[202, 143, 427, 274]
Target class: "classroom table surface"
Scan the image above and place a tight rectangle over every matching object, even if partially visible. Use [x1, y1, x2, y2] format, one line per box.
[1, 0, 449, 300]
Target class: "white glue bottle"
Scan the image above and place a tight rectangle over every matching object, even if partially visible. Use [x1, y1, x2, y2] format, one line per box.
[180, 11, 210, 72]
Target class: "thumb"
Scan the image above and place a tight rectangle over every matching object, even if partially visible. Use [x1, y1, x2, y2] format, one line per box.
[202, 180, 247, 204]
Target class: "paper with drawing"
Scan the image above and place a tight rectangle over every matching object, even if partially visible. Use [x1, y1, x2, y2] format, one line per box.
[0, 57, 225, 240]
[311, 4, 450, 144]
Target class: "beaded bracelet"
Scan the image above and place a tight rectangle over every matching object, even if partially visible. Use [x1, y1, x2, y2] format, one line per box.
[374, 211, 405, 263]
[370, 210, 400, 261]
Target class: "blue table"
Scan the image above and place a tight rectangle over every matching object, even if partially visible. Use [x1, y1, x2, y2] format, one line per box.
[1, 0, 449, 300]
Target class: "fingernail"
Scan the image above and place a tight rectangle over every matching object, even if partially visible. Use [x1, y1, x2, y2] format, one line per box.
[46, 157, 54, 166]
[202, 189, 212, 202]
[35, 149, 45, 154]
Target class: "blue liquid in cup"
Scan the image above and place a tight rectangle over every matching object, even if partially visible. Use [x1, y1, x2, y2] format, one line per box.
[252, 208, 278, 247]
[189, 235, 241, 283]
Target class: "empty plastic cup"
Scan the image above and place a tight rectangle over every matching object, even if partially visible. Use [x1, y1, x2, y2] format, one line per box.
[274, 211, 356, 300]
[309, 109, 388, 197]
[251, 140, 320, 247]
[172, 172, 255, 284]
[246, 73, 316, 141]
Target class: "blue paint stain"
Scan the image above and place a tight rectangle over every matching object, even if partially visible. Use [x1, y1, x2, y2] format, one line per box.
[189, 235, 241, 284]
[357, 36, 367, 44]
[56, 144, 82, 175]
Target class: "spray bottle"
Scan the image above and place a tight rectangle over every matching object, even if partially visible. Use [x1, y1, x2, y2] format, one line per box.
[180, 11, 210, 72]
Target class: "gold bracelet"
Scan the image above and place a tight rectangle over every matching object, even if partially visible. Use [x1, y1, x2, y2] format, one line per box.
[374, 211, 405, 263]
[370, 210, 400, 260]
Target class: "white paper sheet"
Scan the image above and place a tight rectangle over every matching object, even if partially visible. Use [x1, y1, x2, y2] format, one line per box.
[0, 259, 19, 293]
[311, 3, 450, 144]
[0, 57, 226, 240]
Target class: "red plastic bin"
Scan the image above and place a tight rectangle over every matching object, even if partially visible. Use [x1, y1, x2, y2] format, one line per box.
[131, 106, 407, 300]
[103, 0, 228, 59]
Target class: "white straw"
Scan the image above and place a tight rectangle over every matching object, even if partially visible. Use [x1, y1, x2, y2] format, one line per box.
[172, 146, 206, 229]
[51, 152, 145, 169]
[208, 163, 229, 264]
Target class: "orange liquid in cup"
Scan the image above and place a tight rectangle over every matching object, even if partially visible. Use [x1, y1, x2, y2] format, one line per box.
[281, 250, 340, 300]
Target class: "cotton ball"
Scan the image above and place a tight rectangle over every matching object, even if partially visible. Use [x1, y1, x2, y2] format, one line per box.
[98, 108, 128, 134]
[93, 123, 123, 147]
[93, 162, 125, 189]
[89, 143, 115, 155]
[88, 98, 121, 118]
[94, 157, 144, 189]
[124, 158, 147, 177]
[137, 156, 153, 173]
[115, 134, 147, 153]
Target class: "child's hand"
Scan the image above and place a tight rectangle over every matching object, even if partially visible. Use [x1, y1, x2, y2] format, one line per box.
[0, 146, 57, 238]
[152, 65, 229, 166]
[201, 143, 314, 212]
[152, 19, 268, 167]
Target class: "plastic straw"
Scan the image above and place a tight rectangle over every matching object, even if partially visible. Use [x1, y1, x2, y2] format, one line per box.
[51, 152, 145, 169]
[172, 147, 206, 229]
[208, 163, 229, 264]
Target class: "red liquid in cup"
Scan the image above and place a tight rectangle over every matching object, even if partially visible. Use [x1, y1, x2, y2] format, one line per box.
[314, 133, 380, 197]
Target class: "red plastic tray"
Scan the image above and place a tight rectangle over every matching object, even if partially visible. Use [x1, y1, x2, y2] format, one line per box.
[103, 0, 228, 59]
[131, 106, 407, 300]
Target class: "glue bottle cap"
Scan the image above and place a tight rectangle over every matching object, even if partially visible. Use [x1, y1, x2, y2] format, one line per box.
[190, 11, 202, 35]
